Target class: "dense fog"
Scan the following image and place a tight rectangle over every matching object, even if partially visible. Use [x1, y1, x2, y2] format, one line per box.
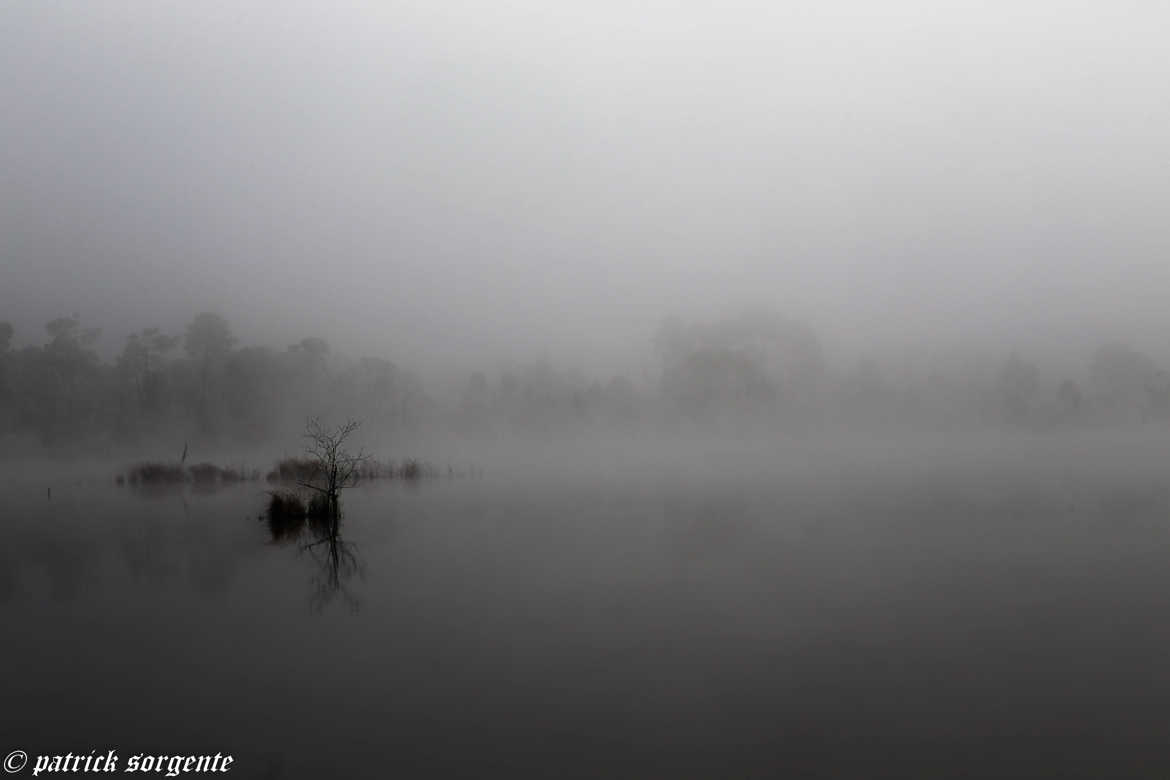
[9, 6, 1170, 777]
[0, 305, 1168, 462]
[3, 0, 1170, 458]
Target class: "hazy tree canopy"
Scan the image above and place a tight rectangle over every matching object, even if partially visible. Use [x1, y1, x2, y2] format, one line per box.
[45, 316, 100, 350]
[654, 308, 821, 369]
[44, 316, 78, 344]
[653, 307, 825, 417]
[184, 313, 237, 361]
[1089, 343, 1161, 412]
[223, 346, 286, 440]
[121, 328, 179, 370]
[662, 348, 778, 415]
[2, 303, 1170, 450]
[1058, 379, 1083, 412]
[292, 336, 329, 357]
[997, 353, 1040, 423]
[118, 328, 179, 411]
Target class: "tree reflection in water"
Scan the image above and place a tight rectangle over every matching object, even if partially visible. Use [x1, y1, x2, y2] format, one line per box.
[265, 503, 363, 612]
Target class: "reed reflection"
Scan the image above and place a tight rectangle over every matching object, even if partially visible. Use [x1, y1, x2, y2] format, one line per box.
[265, 490, 363, 612]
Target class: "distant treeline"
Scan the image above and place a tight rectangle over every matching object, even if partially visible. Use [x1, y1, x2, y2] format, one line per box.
[0, 313, 427, 448]
[0, 307, 1168, 450]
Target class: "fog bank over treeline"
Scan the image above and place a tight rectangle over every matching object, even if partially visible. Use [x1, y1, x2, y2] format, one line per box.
[5, 1, 1170, 389]
[1, 304, 1168, 459]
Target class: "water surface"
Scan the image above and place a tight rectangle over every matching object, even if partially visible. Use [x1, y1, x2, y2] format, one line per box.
[4, 441, 1170, 778]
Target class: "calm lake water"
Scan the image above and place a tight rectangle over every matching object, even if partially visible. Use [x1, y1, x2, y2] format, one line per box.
[5, 436, 1170, 778]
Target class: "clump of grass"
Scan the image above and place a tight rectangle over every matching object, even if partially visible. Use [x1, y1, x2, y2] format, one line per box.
[274, 457, 324, 483]
[125, 462, 187, 485]
[397, 459, 439, 480]
[188, 462, 224, 484]
[266, 455, 450, 483]
[267, 489, 306, 517]
[265, 490, 307, 542]
[122, 460, 262, 487]
[306, 493, 333, 520]
[264, 487, 334, 534]
[354, 459, 393, 480]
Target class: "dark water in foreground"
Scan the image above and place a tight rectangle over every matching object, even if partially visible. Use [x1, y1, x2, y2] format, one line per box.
[5, 444, 1170, 778]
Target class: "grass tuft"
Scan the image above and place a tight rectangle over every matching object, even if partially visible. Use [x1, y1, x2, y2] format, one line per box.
[265, 490, 307, 542]
[274, 458, 324, 484]
[125, 462, 187, 485]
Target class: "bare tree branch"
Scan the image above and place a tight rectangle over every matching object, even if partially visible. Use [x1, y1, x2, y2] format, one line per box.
[300, 417, 368, 517]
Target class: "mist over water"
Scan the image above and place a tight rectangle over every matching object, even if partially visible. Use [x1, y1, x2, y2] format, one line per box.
[3, 1, 1170, 777]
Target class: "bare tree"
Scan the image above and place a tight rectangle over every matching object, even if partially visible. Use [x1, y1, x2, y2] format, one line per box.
[299, 417, 367, 517]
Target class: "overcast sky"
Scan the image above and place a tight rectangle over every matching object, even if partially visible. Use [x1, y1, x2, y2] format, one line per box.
[2, 0, 1168, 372]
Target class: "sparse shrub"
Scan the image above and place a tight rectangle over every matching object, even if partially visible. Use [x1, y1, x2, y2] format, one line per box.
[354, 459, 392, 480]
[266, 490, 306, 517]
[188, 462, 223, 484]
[306, 493, 332, 520]
[275, 457, 324, 483]
[123, 452, 458, 488]
[277, 492, 305, 516]
[126, 462, 187, 485]
[265, 490, 307, 542]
